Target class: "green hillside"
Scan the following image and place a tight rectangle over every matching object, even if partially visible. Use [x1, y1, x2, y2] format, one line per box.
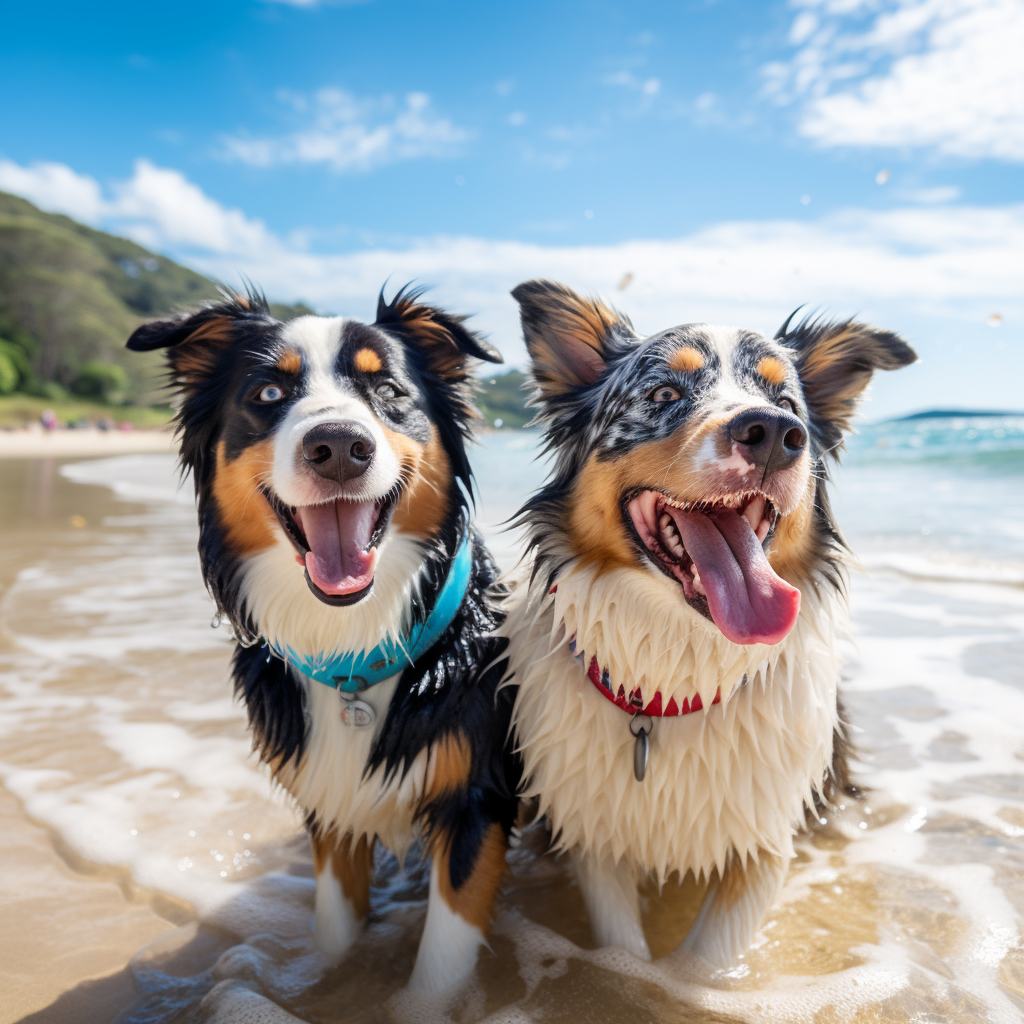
[0, 189, 533, 427]
[0, 190, 312, 406]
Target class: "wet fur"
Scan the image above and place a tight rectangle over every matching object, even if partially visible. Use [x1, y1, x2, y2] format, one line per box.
[127, 286, 519, 993]
[504, 280, 916, 965]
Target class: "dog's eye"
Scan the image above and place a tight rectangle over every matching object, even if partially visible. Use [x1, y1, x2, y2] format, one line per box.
[650, 385, 682, 404]
[375, 382, 405, 400]
[257, 385, 285, 403]
[777, 396, 798, 414]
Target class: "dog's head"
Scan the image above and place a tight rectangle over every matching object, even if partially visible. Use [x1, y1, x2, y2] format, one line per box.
[128, 286, 500, 634]
[513, 279, 916, 647]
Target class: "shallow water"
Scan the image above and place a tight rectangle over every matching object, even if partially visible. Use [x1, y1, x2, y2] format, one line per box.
[1, 418, 1023, 1023]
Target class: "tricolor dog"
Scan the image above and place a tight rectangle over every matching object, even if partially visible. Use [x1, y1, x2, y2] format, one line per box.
[503, 280, 916, 966]
[127, 287, 519, 993]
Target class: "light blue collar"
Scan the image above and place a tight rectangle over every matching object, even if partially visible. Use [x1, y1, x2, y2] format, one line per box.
[269, 535, 473, 693]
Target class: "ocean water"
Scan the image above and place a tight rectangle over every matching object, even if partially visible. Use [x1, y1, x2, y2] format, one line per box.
[1, 415, 1023, 1024]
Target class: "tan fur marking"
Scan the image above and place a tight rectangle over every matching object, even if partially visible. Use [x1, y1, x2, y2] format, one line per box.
[389, 428, 452, 540]
[211, 439, 277, 555]
[756, 356, 787, 387]
[567, 411, 811, 589]
[568, 417, 735, 572]
[532, 295, 619, 397]
[425, 733, 473, 799]
[392, 299, 467, 378]
[764, 471, 817, 584]
[353, 348, 383, 374]
[669, 347, 705, 373]
[799, 327, 875, 430]
[311, 831, 373, 920]
[276, 350, 302, 375]
[174, 317, 234, 381]
[434, 822, 507, 931]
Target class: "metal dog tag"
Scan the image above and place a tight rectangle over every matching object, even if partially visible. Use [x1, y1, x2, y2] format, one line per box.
[340, 698, 375, 728]
[630, 715, 653, 782]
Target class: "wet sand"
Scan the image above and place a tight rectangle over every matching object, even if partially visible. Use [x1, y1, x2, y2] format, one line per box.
[0, 429, 175, 460]
[1, 441, 1023, 1024]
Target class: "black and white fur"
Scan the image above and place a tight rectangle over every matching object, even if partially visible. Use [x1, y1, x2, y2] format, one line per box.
[127, 287, 519, 993]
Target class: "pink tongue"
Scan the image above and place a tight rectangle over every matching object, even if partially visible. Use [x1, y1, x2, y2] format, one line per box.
[667, 507, 800, 645]
[294, 500, 378, 596]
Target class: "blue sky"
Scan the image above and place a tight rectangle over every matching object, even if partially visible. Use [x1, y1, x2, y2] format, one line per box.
[2, 0, 1022, 417]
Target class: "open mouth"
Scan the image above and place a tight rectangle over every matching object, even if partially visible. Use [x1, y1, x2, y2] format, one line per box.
[263, 489, 397, 606]
[625, 488, 801, 646]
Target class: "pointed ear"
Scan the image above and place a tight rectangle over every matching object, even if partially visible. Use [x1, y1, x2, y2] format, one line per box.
[777, 314, 917, 450]
[511, 279, 634, 398]
[375, 286, 501, 380]
[127, 293, 262, 388]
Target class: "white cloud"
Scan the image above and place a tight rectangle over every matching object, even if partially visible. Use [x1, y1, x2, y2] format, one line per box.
[766, 0, 1024, 161]
[603, 71, 661, 96]
[0, 159, 106, 223]
[2, 157, 1022, 414]
[220, 89, 469, 172]
[0, 158, 275, 257]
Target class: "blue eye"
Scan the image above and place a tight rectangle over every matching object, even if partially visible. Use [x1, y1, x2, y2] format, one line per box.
[257, 385, 284, 403]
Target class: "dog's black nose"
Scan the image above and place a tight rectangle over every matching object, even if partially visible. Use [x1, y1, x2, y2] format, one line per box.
[301, 422, 376, 483]
[726, 407, 807, 479]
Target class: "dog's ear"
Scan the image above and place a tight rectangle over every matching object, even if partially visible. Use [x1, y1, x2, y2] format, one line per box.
[777, 313, 917, 451]
[127, 292, 261, 388]
[511, 279, 634, 398]
[376, 286, 501, 380]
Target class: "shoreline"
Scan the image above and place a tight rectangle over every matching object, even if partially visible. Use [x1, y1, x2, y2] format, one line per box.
[0, 428, 177, 460]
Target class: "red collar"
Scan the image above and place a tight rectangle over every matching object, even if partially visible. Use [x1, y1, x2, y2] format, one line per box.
[550, 585, 723, 718]
[582, 651, 721, 717]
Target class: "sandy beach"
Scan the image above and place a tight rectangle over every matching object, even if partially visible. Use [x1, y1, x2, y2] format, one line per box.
[1, 418, 1023, 1023]
[0, 428, 177, 460]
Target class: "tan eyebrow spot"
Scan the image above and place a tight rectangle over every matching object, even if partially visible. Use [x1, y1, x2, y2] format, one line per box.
[756, 356, 788, 387]
[275, 350, 302, 375]
[353, 348, 383, 373]
[668, 346, 705, 373]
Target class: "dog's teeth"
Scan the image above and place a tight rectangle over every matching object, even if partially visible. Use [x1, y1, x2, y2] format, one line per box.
[693, 569, 706, 596]
[659, 512, 673, 531]
[756, 519, 771, 542]
[743, 495, 766, 531]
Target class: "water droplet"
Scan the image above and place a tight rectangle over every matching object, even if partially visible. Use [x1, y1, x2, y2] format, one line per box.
[988, 313, 1003, 327]
[875, 169, 889, 184]
[584, 209, 594, 219]
[800, 194, 811, 205]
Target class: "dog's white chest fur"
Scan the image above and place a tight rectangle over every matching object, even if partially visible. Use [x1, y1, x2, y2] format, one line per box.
[505, 564, 843, 882]
[276, 676, 428, 857]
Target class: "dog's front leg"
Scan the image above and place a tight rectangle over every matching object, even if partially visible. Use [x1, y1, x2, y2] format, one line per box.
[311, 830, 374, 960]
[680, 849, 788, 967]
[408, 820, 508, 994]
[575, 851, 650, 960]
